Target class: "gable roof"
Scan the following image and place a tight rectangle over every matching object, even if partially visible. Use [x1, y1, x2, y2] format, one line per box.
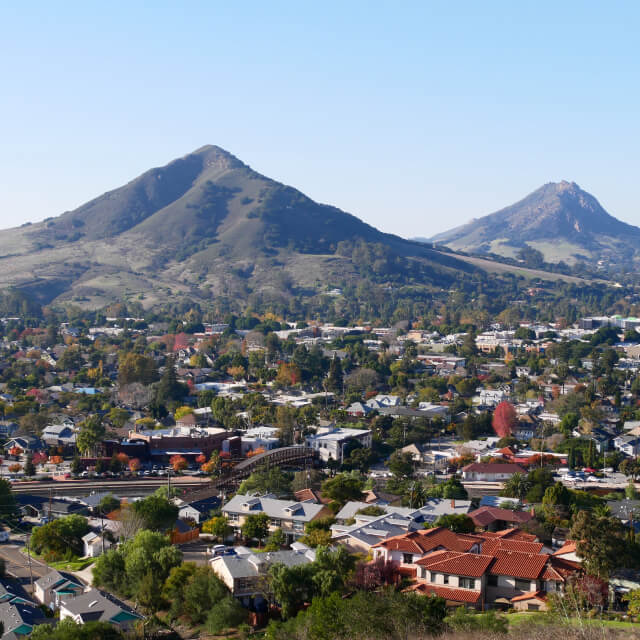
[405, 582, 482, 603]
[222, 494, 325, 522]
[462, 462, 526, 474]
[372, 527, 482, 554]
[489, 549, 550, 580]
[553, 541, 577, 556]
[416, 550, 495, 577]
[60, 588, 141, 625]
[468, 506, 533, 527]
[511, 590, 547, 603]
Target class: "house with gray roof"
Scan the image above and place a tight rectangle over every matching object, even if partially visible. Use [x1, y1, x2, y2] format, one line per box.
[222, 494, 329, 544]
[42, 423, 77, 448]
[0, 601, 47, 639]
[331, 498, 473, 552]
[59, 588, 142, 630]
[34, 570, 84, 610]
[335, 498, 472, 526]
[210, 544, 316, 608]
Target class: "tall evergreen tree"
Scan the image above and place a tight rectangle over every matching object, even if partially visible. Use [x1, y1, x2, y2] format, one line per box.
[326, 356, 343, 393]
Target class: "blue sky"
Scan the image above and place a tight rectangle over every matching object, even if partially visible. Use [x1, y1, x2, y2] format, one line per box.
[0, 1, 638, 237]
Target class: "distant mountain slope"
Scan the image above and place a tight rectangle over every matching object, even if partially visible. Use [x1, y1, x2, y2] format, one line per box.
[427, 181, 640, 264]
[0, 145, 475, 308]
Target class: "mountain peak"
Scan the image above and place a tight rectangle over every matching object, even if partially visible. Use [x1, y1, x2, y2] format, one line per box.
[429, 181, 640, 265]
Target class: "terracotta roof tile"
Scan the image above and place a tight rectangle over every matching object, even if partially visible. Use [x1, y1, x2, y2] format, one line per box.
[511, 590, 547, 603]
[469, 507, 533, 527]
[462, 462, 526, 474]
[489, 549, 549, 580]
[481, 538, 543, 555]
[406, 582, 482, 603]
[372, 527, 481, 554]
[553, 541, 577, 556]
[416, 551, 494, 577]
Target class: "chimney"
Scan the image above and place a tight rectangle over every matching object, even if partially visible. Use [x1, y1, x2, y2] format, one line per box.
[451, 499, 455, 508]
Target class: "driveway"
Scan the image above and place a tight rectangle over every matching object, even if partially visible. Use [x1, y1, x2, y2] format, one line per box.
[179, 540, 210, 566]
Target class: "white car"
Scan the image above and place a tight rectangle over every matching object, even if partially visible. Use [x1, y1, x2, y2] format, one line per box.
[586, 475, 600, 482]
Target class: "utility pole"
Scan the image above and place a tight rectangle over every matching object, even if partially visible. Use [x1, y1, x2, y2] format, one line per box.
[26, 534, 34, 594]
[48, 487, 53, 521]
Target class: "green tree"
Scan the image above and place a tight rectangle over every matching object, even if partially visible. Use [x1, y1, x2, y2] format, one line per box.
[131, 494, 179, 532]
[23, 455, 35, 477]
[31, 619, 124, 640]
[241, 512, 270, 545]
[238, 466, 292, 496]
[76, 415, 106, 456]
[434, 513, 475, 533]
[93, 529, 182, 599]
[326, 356, 343, 393]
[154, 355, 187, 406]
[30, 514, 90, 560]
[206, 595, 247, 634]
[107, 407, 130, 429]
[570, 510, 628, 579]
[264, 528, 286, 551]
[162, 562, 197, 618]
[387, 451, 414, 479]
[183, 566, 229, 624]
[321, 472, 365, 507]
[202, 515, 231, 541]
[501, 472, 532, 500]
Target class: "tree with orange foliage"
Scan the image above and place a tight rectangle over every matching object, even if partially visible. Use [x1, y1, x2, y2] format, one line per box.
[116, 452, 130, 465]
[195, 454, 206, 465]
[450, 453, 475, 469]
[8, 447, 22, 458]
[276, 363, 301, 386]
[49, 455, 63, 466]
[8, 464, 21, 473]
[492, 401, 517, 438]
[170, 455, 188, 473]
[246, 446, 266, 458]
[129, 458, 141, 473]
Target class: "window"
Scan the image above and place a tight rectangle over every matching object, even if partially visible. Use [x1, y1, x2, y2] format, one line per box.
[402, 554, 413, 564]
[459, 577, 475, 589]
[442, 574, 449, 585]
[227, 513, 239, 523]
[488, 575, 498, 587]
[515, 578, 531, 591]
[528, 604, 540, 611]
[270, 518, 281, 527]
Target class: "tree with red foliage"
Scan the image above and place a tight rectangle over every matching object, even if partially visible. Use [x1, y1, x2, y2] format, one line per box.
[492, 401, 517, 438]
[570, 574, 608, 608]
[32, 452, 48, 466]
[352, 556, 399, 591]
[195, 454, 206, 465]
[8, 447, 23, 458]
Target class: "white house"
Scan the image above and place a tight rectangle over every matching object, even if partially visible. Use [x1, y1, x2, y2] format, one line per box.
[305, 425, 372, 463]
[82, 531, 112, 558]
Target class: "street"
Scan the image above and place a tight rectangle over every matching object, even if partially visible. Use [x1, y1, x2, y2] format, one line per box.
[0, 541, 50, 594]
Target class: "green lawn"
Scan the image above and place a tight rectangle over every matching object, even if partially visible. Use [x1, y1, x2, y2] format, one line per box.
[20, 548, 93, 572]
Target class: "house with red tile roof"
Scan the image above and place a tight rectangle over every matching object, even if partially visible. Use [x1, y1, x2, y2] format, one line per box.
[372, 527, 484, 573]
[395, 529, 581, 609]
[552, 540, 580, 563]
[462, 462, 526, 481]
[468, 506, 534, 531]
